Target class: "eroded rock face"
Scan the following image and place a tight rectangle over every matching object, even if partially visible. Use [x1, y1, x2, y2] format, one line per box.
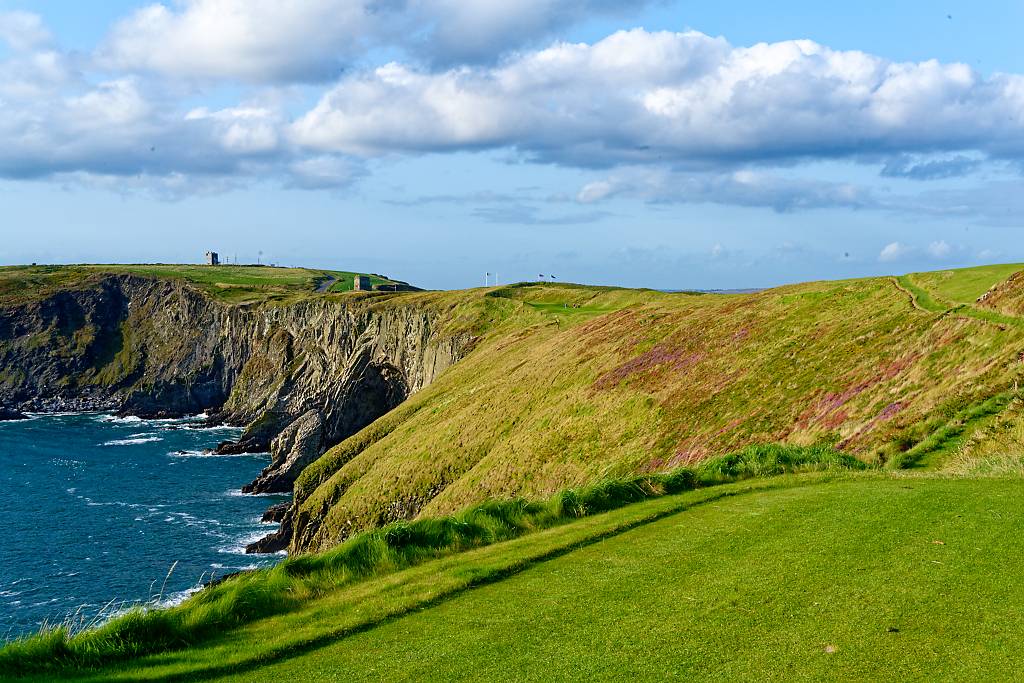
[0, 275, 474, 527]
[0, 275, 254, 418]
[244, 409, 324, 494]
[261, 502, 290, 523]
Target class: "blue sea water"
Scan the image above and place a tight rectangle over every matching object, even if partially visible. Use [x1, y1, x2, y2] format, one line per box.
[0, 413, 289, 639]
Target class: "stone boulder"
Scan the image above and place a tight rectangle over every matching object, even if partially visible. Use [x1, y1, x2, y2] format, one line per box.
[242, 409, 324, 494]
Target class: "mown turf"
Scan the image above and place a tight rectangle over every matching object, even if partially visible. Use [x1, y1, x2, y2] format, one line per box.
[17, 475, 1024, 682]
[211, 477, 1024, 683]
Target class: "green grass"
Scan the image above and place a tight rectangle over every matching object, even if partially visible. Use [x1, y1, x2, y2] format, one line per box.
[0, 445, 860, 677]
[894, 274, 946, 312]
[887, 391, 1017, 469]
[287, 267, 1024, 553]
[13, 475, 1024, 681]
[0, 264, 408, 305]
[909, 263, 1024, 305]
[228, 477, 1024, 683]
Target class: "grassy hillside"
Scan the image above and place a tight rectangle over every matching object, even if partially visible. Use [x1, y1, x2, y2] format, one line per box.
[0, 264, 408, 305]
[289, 266, 1024, 552]
[11, 473, 1024, 681]
[6, 263, 1024, 680]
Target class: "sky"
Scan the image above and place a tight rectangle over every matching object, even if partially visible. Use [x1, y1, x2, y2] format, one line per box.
[1, 1, 1024, 290]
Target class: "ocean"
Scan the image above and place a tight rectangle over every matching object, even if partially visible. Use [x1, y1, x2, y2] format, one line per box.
[0, 412, 289, 639]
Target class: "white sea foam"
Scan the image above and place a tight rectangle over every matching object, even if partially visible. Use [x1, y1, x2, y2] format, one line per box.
[102, 436, 163, 446]
[218, 528, 286, 556]
[223, 485, 281, 498]
[97, 414, 143, 424]
[155, 586, 204, 608]
[169, 449, 260, 458]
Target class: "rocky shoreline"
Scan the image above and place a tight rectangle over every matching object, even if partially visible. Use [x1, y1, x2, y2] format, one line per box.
[0, 405, 28, 421]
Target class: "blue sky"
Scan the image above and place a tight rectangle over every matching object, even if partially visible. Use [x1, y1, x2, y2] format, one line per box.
[1, 1, 1023, 290]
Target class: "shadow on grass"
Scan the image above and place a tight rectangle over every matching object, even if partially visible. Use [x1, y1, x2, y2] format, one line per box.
[0, 444, 865, 679]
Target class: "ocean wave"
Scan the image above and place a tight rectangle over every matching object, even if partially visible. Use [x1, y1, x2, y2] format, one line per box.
[96, 414, 144, 424]
[223, 485, 282, 498]
[102, 436, 163, 446]
[218, 529, 285, 556]
[25, 411, 97, 418]
[155, 586, 204, 609]
[169, 449, 261, 458]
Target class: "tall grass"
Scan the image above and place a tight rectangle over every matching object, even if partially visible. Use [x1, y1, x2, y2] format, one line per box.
[886, 392, 1014, 469]
[0, 443, 864, 675]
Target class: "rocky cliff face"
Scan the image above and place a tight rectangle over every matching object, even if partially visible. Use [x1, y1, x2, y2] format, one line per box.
[0, 275, 251, 415]
[0, 274, 473, 512]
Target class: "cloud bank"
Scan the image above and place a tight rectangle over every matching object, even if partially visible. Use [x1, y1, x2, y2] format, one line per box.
[1, 4, 1024, 216]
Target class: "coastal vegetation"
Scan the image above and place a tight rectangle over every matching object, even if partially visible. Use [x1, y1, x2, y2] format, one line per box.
[3, 262, 1024, 679]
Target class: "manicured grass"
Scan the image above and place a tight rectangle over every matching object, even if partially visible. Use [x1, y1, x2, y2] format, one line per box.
[26, 475, 1024, 681]
[210, 477, 1024, 683]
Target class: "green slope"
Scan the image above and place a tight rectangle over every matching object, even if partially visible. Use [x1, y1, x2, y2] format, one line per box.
[22, 474, 1024, 682]
[909, 263, 1024, 305]
[290, 266, 1024, 553]
[6, 263, 1024, 680]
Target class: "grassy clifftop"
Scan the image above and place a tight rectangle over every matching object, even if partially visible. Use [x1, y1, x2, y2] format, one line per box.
[290, 264, 1024, 552]
[0, 264, 408, 305]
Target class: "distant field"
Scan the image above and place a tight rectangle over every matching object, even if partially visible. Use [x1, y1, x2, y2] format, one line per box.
[908, 263, 1024, 306]
[0, 264, 408, 304]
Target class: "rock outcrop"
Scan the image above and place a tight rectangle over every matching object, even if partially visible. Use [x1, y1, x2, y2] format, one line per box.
[0, 406, 27, 421]
[0, 275, 475, 521]
[243, 409, 324, 494]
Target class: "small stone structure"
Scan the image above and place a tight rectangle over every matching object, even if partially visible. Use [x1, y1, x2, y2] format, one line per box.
[354, 275, 371, 291]
[205, 251, 220, 266]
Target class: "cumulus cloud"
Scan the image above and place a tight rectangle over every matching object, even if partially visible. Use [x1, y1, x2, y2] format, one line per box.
[878, 242, 911, 262]
[0, 11, 53, 51]
[927, 240, 953, 259]
[7, 9, 1024, 216]
[291, 29, 1024, 170]
[97, 0, 650, 82]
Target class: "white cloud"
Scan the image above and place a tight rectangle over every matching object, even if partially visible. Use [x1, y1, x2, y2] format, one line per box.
[96, 0, 650, 82]
[291, 29, 1024, 169]
[5, 10, 1024, 216]
[571, 168, 874, 212]
[927, 240, 953, 259]
[185, 105, 282, 153]
[97, 1, 364, 82]
[286, 155, 363, 189]
[878, 242, 911, 262]
[0, 11, 52, 52]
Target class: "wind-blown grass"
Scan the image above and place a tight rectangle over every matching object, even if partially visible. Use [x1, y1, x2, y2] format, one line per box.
[0, 444, 863, 676]
[886, 391, 1015, 469]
